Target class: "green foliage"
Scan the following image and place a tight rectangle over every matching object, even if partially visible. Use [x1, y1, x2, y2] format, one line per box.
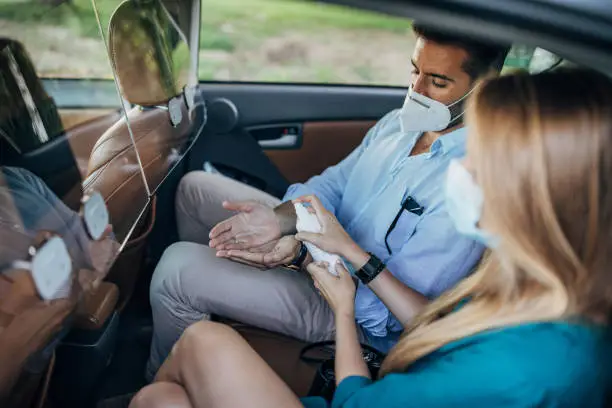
[0, 0, 412, 84]
[0, 0, 109, 38]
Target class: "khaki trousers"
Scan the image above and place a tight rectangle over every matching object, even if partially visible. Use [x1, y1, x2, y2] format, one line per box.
[147, 172, 339, 379]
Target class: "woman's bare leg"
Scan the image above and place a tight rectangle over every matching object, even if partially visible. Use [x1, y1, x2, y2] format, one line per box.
[129, 382, 191, 408]
[154, 321, 303, 408]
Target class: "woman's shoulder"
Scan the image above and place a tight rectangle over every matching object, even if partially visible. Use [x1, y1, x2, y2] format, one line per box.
[301, 323, 611, 408]
[438, 320, 609, 355]
[430, 321, 610, 370]
[401, 321, 612, 406]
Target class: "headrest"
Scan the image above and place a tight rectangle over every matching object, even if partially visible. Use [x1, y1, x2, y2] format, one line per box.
[107, 0, 191, 106]
[0, 38, 63, 154]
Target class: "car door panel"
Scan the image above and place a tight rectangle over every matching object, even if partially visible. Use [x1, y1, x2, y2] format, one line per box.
[189, 83, 404, 196]
[264, 120, 375, 184]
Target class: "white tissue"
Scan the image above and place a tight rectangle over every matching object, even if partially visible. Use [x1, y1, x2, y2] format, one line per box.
[294, 202, 346, 276]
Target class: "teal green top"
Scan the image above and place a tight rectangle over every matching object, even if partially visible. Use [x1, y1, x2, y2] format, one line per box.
[301, 322, 612, 407]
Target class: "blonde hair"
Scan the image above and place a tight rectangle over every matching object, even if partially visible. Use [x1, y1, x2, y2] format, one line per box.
[380, 68, 612, 376]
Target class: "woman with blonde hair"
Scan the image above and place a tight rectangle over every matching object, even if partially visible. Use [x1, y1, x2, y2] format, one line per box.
[130, 68, 612, 408]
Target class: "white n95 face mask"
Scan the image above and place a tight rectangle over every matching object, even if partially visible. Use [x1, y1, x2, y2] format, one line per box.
[445, 159, 499, 248]
[399, 85, 474, 133]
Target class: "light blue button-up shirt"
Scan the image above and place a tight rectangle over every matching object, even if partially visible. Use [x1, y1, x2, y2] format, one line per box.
[283, 110, 484, 340]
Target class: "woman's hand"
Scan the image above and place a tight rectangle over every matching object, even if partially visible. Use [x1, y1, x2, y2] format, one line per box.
[294, 195, 360, 259]
[306, 261, 356, 316]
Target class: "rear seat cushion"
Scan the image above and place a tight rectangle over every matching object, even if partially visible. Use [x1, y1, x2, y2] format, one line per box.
[220, 319, 319, 398]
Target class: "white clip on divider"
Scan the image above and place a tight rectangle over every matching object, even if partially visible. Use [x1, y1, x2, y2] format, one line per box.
[82, 191, 109, 241]
[28, 236, 73, 300]
[168, 97, 183, 127]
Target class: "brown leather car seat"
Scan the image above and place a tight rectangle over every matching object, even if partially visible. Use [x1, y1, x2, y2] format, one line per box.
[83, 0, 195, 309]
[223, 320, 319, 398]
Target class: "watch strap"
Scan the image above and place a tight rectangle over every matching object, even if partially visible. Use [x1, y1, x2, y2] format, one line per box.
[289, 241, 308, 268]
[355, 253, 385, 284]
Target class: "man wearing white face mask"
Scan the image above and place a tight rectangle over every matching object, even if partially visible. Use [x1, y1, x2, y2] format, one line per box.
[147, 23, 510, 379]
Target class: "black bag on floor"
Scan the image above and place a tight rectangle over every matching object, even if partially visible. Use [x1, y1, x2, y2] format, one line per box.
[300, 341, 385, 402]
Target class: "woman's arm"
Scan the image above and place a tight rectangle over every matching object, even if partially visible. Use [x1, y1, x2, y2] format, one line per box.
[334, 308, 370, 385]
[295, 195, 428, 329]
[342, 244, 428, 329]
[305, 262, 370, 385]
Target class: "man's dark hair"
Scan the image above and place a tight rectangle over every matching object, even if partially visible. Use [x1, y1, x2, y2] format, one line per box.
[412, 23, 510, 80]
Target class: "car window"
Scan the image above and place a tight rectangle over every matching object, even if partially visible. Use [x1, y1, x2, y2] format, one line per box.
[0, 0, 564, 92]
[0, 0, 127, 152]
[503, 45, 563, 74]
[198, 1, 569, 86]
[198, 0, 414, 86]
[0, 0, 110, 79]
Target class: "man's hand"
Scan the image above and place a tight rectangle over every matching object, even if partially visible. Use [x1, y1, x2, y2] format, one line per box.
[216, 236, 301, 269]
[209, 201, 281, 251]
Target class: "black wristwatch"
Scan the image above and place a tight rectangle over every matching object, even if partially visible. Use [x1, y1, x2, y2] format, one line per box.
[355, 253, 386, 284]
[288, 242, 308, 269]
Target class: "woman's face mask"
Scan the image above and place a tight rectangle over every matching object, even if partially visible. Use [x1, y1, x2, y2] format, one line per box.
[399, 85, 475, 133]
[445, 159, 499, 248]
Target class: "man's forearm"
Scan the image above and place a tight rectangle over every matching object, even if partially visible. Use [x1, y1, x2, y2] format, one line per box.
[343, 244, 428, 329]
[273, 201, 298, 236]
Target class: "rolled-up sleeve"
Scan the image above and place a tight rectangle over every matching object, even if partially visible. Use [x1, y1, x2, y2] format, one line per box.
[283, 111, 399, 215]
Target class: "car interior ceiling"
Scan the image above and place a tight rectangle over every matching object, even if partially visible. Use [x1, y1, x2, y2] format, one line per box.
[0, 0, 610, 407]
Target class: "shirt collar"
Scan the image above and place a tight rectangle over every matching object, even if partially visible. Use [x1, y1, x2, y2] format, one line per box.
[430, 126, 467, 155]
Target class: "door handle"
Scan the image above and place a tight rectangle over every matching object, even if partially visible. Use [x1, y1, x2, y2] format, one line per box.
[249, 123, 302, 150]
[258, 134, 299, 148]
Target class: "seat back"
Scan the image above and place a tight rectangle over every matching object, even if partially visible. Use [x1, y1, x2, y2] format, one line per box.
[93, 0, 195, 191]
[83, 0, 197, 308]
[0, 192, 77, 407]
[220, 319, 318, 398]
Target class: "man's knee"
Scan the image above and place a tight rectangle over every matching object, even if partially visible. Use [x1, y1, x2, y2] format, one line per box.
[176, 171, 227, 211]
[176, 172, 235, 243]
